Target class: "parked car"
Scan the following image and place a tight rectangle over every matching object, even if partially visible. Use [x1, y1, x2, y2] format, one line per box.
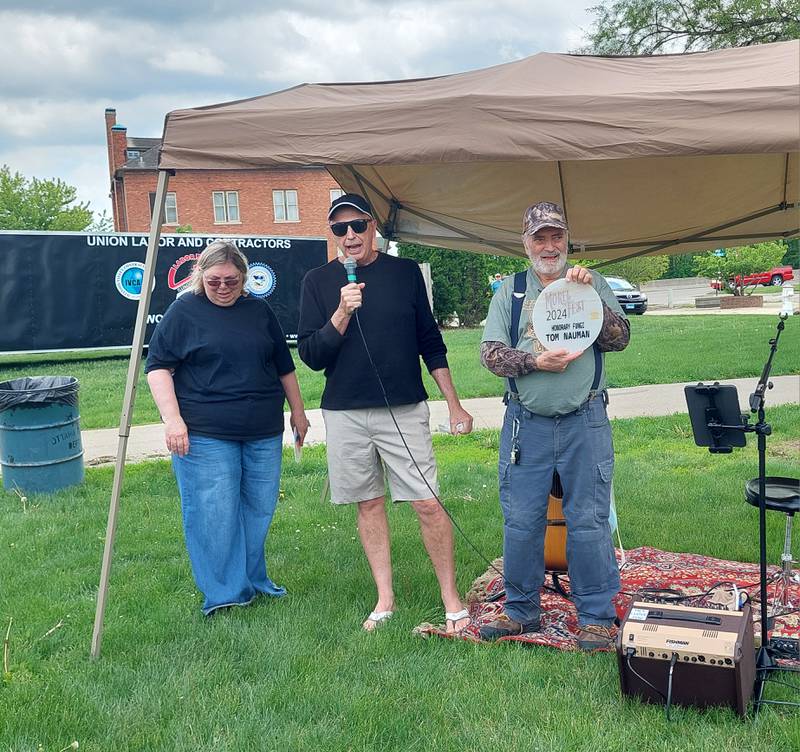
[709, 266, 794, 290]
[606, 276, 647, 314]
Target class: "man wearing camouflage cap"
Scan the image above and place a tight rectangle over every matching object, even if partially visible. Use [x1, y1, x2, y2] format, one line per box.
[478, 201, 630, 650]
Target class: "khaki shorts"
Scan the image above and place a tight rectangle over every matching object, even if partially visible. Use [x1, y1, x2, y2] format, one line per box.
[322, 402, 439, 504]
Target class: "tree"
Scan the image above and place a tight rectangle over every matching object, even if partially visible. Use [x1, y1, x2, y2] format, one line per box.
[662, 253, 704, 279]
[578, 255, 670, 286]
[581, 0, 800, 55]
[397, 243, 528, 327]
[693, 241, 788, 294]
[87, 210, 114, 233]
[0, 165, 93, 231]
[783, 238, 800, 268]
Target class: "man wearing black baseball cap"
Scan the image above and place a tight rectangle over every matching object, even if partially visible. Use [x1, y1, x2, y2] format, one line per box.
[298, 192, 474, 633]
[327, 192, 373, 219]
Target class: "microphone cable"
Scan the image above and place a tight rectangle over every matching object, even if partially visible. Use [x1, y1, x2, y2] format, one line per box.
[350, 304, 546, 616]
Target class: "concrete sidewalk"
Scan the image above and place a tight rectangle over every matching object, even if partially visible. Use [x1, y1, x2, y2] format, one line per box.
[644, 292, 799, 315]
[82, 375, 799, 467]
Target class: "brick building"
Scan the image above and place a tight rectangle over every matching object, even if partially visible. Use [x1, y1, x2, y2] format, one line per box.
[105, 108, 344, 258]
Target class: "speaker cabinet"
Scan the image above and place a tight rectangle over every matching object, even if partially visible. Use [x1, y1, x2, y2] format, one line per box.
[617, 601, 755, 716]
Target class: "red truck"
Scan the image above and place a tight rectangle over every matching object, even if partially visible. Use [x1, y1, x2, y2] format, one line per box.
[710, 266, 794, 290]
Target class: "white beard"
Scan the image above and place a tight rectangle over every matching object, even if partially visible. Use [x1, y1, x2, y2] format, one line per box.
[532, 252, 567, 277]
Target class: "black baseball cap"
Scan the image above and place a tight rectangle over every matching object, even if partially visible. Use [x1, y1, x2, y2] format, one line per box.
[327, 193, 374, 220]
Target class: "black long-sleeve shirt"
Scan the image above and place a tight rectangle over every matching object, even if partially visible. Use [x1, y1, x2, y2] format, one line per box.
[297, 254, 448, 410]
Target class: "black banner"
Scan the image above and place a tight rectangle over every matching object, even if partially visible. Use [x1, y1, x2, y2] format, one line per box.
[0, 231, 328, 353]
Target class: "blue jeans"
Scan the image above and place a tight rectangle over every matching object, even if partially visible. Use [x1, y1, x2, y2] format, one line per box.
[498, 396, 620, 627]
[172, 433, 286, 615]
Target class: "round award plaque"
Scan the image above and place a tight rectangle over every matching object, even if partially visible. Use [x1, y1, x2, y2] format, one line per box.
[531, 278, 603, 353]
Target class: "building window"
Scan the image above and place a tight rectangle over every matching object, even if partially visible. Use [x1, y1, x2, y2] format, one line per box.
[164, 193, 178, 224]
[148, 192, 178, 224]
[273, 189, 299, 222]
[330, 188, 345, 203]
[127, 149, 141, 159]
[213, 191, 240, 223]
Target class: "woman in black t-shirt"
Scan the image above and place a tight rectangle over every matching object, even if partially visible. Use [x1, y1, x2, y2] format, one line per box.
[146, 241, 309, 616]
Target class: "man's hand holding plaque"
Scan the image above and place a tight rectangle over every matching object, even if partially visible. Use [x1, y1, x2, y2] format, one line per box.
[531, 272, 604, 369]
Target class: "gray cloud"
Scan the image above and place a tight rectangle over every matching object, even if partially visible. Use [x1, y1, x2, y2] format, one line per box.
[0, 1, 421, 23]
[0, 1, 593, 214]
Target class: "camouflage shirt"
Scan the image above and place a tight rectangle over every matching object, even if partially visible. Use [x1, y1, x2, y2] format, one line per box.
[480, 302, 629, 377]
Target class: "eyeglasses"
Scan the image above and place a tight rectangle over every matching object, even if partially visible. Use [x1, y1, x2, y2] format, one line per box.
[204, 276, 240, 288]
[330, 219, 370, 237]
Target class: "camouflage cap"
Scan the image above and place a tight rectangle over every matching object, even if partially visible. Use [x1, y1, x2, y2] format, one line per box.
[522, 201, 568, 236]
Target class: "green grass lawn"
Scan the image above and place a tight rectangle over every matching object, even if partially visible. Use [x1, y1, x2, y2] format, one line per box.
[1, 407, 799, 751]
[1, 315, 797, 430]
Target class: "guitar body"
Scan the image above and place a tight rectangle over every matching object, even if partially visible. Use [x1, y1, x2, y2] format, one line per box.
[544, 492, 568, 572]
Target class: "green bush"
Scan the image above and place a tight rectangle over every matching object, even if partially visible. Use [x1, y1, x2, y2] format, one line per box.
[397, 243, 527, 326]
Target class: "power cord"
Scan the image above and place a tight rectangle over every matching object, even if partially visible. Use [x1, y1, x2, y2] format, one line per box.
[624, 647, 678, 721]
[666, 652, 679, 721]
[625, 578, 767, 609]
[625, 648, 666, 701]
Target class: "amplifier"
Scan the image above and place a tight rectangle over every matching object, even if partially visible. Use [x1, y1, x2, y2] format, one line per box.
[616, 601, 755, 716]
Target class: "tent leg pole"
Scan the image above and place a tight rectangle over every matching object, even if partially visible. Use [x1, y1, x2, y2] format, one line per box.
[91, 169, 171, 660]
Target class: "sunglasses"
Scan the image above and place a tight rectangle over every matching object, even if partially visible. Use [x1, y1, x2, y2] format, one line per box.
[330, 219, 370, 237]
[204, 276, 240, 288]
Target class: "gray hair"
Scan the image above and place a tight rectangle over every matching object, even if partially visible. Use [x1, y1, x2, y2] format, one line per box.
[190, 240, 249, 296]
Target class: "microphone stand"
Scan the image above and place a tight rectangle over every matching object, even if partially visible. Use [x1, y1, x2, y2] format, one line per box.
[749, 312, 799, 713]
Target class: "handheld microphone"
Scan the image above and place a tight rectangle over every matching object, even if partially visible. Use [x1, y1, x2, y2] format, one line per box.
[344, 257, 357, 283]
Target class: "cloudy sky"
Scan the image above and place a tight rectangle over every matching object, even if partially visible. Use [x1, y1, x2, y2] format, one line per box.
[0, 1, 597, 219]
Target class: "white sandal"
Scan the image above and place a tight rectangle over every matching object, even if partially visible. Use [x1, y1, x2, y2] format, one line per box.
[364, 610, 394, 631]
[445, 608, 471, 633]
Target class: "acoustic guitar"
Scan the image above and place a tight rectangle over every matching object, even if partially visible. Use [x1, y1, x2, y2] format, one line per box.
[544, 472, 567, 573]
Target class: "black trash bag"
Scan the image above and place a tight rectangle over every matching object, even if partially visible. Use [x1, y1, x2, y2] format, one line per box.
[0, 376, 80, 411]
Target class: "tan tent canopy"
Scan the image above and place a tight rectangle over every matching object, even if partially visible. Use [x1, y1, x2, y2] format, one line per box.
[159, 41, 799, 259]
[159, 42, 799, 259]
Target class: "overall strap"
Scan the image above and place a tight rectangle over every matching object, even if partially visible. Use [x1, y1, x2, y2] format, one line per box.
[506, 271, 527, 397]
[506, 270, 604, 403]
[591, 343, 602, 393]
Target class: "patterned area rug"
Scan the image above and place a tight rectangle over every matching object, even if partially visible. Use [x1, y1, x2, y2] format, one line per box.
[414, 547, 800, 664]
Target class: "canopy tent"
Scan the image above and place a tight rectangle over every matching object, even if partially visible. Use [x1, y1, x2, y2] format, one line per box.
[159, 40, 800, 259]
[91, 41, 799, 658]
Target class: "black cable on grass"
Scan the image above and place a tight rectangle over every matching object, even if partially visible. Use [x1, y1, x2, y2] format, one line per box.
[353, 309, 542, 615]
